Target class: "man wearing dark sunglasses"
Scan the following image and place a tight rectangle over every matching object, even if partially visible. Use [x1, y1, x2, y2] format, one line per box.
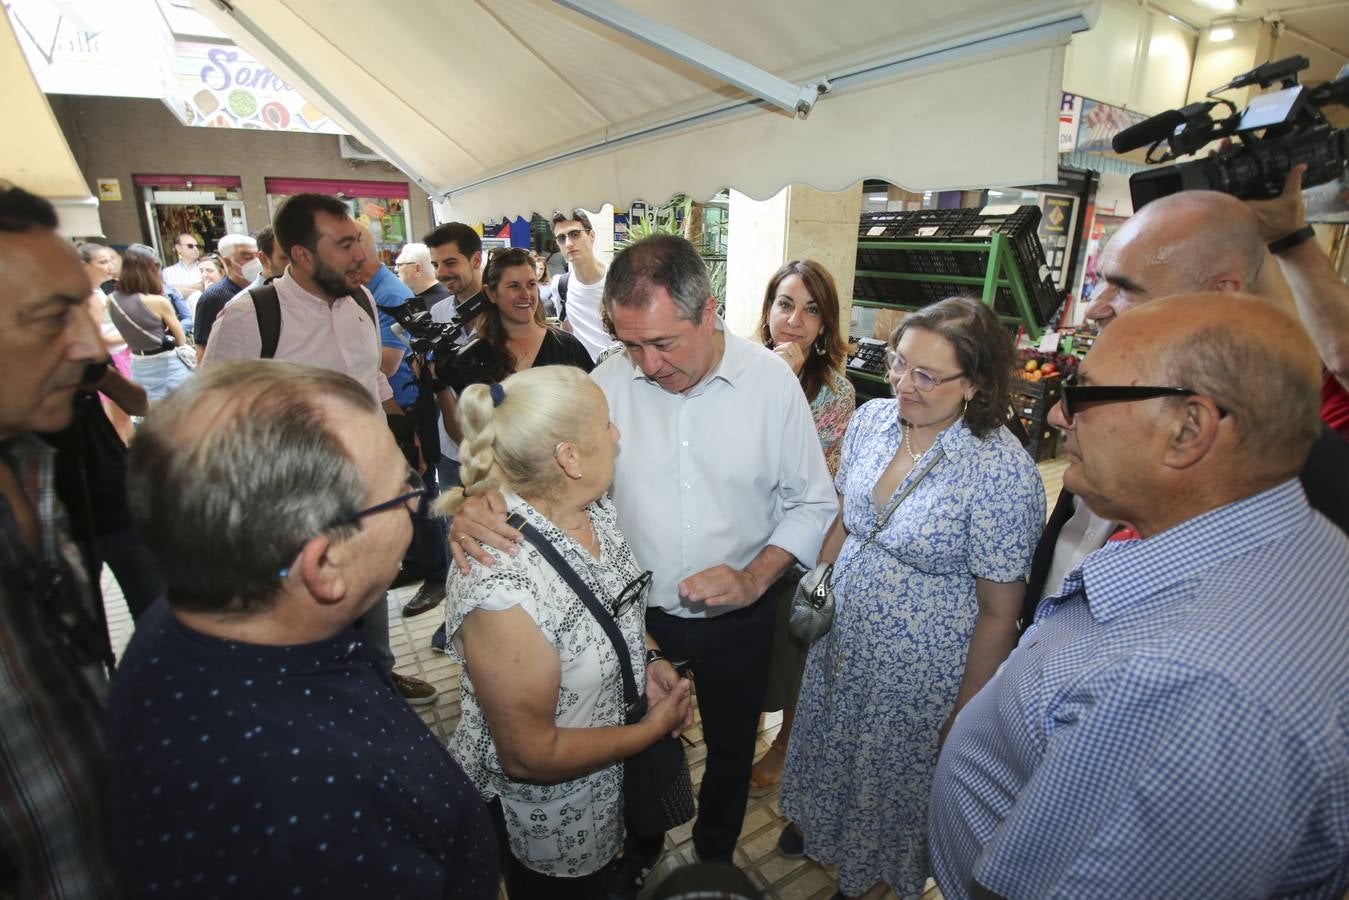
[931, 294, 1349, 899]
[1021, 186, 1349, 632]
[109, 361, 499, 897]
[162, 231, 204, 295]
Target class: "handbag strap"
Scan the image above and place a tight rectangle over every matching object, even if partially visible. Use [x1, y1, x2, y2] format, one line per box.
[867, 445, 945, 541]
[507, 512, 643, 717]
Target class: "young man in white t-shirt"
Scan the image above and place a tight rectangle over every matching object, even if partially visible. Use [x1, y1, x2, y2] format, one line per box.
[550, 209, 616, 361]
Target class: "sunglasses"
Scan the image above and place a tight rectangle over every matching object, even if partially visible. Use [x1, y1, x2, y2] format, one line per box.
[554, 228, 589, 244]
[1058, 374, 1228, 424]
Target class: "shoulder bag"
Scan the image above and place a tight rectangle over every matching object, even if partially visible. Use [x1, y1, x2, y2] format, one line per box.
[789, 446, 946, 643]
[107, 291, 196, 370]
[507, 513, 695, 838]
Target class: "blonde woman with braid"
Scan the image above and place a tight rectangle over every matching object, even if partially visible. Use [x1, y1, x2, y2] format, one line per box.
[438, 366, 692, 900]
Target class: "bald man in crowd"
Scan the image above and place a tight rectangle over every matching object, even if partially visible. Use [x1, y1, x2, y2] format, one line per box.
[1021, 185, 1349, 627]
[930, 295, 1349, 899]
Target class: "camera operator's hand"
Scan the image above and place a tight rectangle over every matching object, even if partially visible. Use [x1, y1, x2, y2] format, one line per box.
[1247, 163, 1308, 242]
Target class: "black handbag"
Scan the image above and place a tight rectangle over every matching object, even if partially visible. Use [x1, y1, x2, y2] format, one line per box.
[509, 514, 696, 838]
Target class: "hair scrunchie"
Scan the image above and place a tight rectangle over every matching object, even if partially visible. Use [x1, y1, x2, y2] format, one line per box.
[490, 382, 506, 407]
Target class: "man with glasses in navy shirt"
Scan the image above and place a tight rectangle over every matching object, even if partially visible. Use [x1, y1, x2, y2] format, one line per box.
[107, 361, 498, 898]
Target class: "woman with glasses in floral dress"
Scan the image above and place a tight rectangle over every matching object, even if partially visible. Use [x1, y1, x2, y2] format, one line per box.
[440, 365, 692, 900]
[777, 297, 1045, 900]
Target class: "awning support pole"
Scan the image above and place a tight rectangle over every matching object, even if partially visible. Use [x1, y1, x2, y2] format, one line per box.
[553, 0, 826, 117]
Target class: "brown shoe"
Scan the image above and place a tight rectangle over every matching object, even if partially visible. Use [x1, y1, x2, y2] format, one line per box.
[390, 670, 438, 706]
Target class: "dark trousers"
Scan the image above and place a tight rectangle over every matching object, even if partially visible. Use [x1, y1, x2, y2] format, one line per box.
[406, 460, 449, 582]
[77, 528, 163, 621]
[645, 595, 776, 861]
[487, 798, 613, 900]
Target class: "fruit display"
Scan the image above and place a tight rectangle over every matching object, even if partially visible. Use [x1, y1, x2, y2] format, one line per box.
[1015, 348, 1076, 382]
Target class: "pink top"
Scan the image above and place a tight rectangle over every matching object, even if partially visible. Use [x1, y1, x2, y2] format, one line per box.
[203, 273, 393, 406]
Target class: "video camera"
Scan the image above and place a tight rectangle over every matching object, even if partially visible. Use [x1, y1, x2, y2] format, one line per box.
[384, 292, 500, 393]
[1114, 56, 1349, 209]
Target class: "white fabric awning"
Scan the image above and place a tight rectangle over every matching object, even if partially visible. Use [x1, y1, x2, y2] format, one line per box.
[188, 0, 1096, 222]
[0, 9, 103, 236]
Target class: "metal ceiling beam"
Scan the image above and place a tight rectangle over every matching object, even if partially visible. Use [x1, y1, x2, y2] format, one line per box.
[553, 0, 827, 117]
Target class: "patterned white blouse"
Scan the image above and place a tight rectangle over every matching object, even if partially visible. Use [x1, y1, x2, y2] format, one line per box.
[445, 491, 646, 877]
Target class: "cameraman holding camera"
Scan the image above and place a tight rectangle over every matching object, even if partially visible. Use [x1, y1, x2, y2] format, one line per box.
[1248, 163, 1349, 438]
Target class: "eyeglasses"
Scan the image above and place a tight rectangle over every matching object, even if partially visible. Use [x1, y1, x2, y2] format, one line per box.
[613, 570, 652, 618]
[279, 471, 427, 578]
[555, 228, 589, 244]
[1058, 374, 1228, 425]
[329, 470, 428, 528]
[885, 350, 964, 392]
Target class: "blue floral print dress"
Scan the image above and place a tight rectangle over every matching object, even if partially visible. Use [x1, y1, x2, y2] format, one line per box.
[779, 398, 1044, 898]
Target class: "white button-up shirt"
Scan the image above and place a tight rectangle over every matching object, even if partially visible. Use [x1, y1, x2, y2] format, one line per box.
[203, 272, 393, 406]
[592, 325, 837, 618]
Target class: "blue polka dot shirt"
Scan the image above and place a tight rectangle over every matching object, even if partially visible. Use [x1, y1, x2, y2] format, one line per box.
[106, 601, 498, 899]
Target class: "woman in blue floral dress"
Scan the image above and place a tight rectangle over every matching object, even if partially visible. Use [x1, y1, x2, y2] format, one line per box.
[778, 297, 1045, 899]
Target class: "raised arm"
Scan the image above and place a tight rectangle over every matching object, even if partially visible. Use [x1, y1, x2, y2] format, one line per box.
[1248, 164, 1349, 387]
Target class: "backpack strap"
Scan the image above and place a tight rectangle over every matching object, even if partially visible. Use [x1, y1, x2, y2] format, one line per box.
[249, 285, 281, 359]
[250, 285, 378, 360]
[350, 289, 378, 328]
[557, 272, 570, 321]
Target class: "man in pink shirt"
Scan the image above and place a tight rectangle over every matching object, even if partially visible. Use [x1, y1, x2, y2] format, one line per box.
[205, 193, 437, 705]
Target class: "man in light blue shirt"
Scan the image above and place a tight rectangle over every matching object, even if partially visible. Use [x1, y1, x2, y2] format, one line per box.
[929, 293, 1349, 899]
[450, 235, 836, 877]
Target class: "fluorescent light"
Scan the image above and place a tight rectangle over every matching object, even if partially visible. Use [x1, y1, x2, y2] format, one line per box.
[1194, 0, 1236, 10]
[868, 194, 888, 202]
[1209, 25, 1235, 41]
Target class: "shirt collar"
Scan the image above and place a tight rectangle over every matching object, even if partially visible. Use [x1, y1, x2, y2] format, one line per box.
[164, 604, 372, 669]
[1055, 479, 1311, 624]
[367, 264, 406, 304]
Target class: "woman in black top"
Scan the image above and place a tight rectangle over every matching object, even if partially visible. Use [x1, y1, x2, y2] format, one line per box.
[478, 248, 593, 381]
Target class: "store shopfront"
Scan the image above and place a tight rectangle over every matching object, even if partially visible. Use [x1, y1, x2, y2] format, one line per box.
[265, 177, 412, 264]
[137, 174, 249, 264]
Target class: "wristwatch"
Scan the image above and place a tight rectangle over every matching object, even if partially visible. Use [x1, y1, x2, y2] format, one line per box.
[1268, 225, 1315, 255]
[645, 648, 668, 666]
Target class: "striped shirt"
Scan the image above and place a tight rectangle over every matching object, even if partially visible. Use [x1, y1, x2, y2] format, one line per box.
[0, 437, 118, 897]
[929, 480, 1349, 899]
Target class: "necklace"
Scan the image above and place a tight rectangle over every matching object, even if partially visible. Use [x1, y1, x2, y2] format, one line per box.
[902, 423, 922, 464]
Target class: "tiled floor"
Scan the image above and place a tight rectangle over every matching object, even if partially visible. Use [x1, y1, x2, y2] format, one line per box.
[102, 456, 1070, 900]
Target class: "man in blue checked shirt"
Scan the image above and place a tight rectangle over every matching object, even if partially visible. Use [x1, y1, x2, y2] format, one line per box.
[929, 293, 1349, 900]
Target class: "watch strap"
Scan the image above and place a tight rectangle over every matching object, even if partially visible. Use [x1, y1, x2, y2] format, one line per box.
[1268, 225, 1315, 255]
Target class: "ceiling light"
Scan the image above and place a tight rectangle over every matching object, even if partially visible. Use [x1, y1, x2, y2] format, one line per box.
[1194, 0, 1236, 10]
[1209, 25, 1235, 41]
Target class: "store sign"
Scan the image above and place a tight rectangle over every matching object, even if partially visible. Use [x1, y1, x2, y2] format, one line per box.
[1058, 93, 1081, 153]
[164, 41, 343, 134]
[7, 0, 174, 99]
[1075, 98, 1148, 154]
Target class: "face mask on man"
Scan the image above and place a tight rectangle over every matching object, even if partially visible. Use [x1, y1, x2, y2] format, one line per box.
[240, 258, 264, 283]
